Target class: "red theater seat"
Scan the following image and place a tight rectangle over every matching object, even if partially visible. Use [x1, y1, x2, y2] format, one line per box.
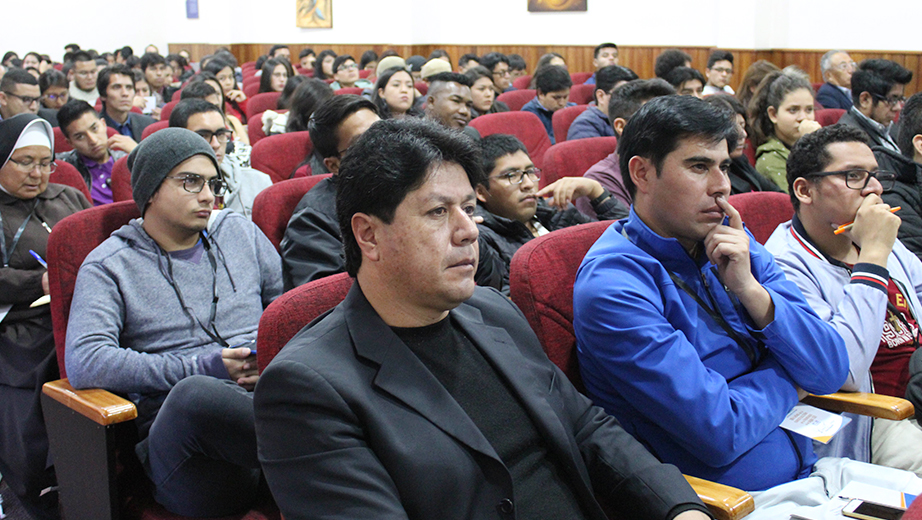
[251, 174, 332, 252]
[335, 87, 364, 96]
[159, 100, 179, 122]
[246, 92, 282, 121]
[568, 83, 595, 105]
[141, 120, 169, 140]
[469, 111, 552, 170]
[496, 89, 536, 112]
[251, 131, 313, 184]
[815, 108, 846, 127]
[111, 155, 132, 202]
[512, 75, 532, 90]
[727, 191, 793, 245]
[49, 161, 91, 203]
[540, 136, 617, 189]
[570, 72, 593, 85]
[551, 105, 590, 143]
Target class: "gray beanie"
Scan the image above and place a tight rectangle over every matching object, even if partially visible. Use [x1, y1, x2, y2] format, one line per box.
[127, 127, 221, 215]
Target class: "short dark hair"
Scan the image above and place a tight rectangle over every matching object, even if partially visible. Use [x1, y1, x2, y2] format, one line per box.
[428, 50, 451, 68]
[269, 45, 289, 58]
[359, 50, 378, 69]
[140, 52, 166, 71]
[180, 81, 218, 101]
[72, 51, 94, 65]
[169, 98, 222, 129]
[38, 69, 68, 93]
[313, 50, 338, 80]
[428, 72, 473, 94]
[57, 100, 100, 138]
[617, 96, 737, 198]
[331, 55, 355, 75]
[534, 65, 571, 95]
[654, 49, 692, 79]
[406, 55, 425, 72]
[507, 54, 526, 72]
[286, 78, 335, 132]
[299, 48, 315, 60]
[309, 95, 379, 160]
[65, 43, 81, 51]
[608, 79, 676, 123]
[97, 64, 134, 96]
[594, 42, 618, 59]
[898, 92, 922, 158]
[117, 46, 133, 60]
[595, 65, 639, 95]
[0, 68, 39, 92]
[337, 118, 483, 276]
[664, 67, 706, 89]
[704, 93, 747, 118]
[463, 65, 493, 85]
[787, 124, 871, 210]
[478, 134, 528, 186]
[707, 50, 734, 69]
[125, 55, 140, 69]
[850, 59, 913, 107]
[479, 52, 509, 73]
[459, 54, 480, 69]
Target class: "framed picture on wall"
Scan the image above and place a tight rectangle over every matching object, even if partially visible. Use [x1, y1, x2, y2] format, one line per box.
[297, 0, 332, 28]
[527, 0, 587, 11]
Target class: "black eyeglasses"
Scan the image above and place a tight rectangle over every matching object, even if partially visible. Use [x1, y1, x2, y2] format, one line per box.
[805, 169, 896, 191]
[194, 128, 231, 143]
[872, 93, 907, 108]
[3, 91, 40, 105]
[493, 168, 541, 185]
[166, 174, 227, 196]
[7, 157, 56, 174]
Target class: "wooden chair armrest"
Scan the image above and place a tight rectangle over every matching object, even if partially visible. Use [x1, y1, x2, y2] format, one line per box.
[684, 475, 755, 520]
[803, 392, 914, 421]
[42, 378, 137, 426]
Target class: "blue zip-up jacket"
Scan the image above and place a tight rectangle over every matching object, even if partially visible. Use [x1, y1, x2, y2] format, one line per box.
[567, 106, 614, 141]
[573, 208, 849, 492]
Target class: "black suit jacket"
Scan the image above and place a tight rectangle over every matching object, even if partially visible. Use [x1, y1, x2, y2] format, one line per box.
[815, 82, 852, 110]
[255, 284, 708, 520]
[102, 111, 156, 142]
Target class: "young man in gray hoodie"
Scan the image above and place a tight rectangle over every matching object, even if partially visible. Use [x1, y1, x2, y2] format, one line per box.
[64, 127, 283, 517]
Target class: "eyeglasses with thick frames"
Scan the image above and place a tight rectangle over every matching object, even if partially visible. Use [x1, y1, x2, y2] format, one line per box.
[166, 174, 227, 196]
[43, 93, 68, 102]
[872, 93, 907, 108]
[7, 158, 56, 174]
[492, 168, 541, 185]
[194, 128, 231, 143]
[805, 169, 896, 191]
[3, 91, 40, 105]
[337, 63, 358, 72]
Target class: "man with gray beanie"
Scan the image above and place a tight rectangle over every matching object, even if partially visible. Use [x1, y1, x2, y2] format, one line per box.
[64, 127, 283, 516]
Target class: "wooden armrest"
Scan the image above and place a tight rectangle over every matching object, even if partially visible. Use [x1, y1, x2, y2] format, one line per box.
[684, 475, 754, 520]
[42, 378, 137, 426]
[803, 392, 914, 421]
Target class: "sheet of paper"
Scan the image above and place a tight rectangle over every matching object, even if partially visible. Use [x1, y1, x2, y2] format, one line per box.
[780, 404, 851, 443]
[837, 481, 916, 509]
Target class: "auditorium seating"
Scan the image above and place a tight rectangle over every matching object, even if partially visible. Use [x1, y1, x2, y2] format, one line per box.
[815, 108, 846, 127]
[727, 191, 793, 245]
[568, 83, 595, 105]
[496, 89, 536, 111]
[245, 91, 282, 120]
[247, 112, 272, 144]
[243, 81, 261, 98]
[469, 111, 552, 170]
[335, 87, 364, 96]
[159, 100, 179, 121]
[251, 174, 333, 252]
[111, 155, 132, 202]
[415, 82, 428, 96]
[49, 161, 92, 202]
[570, 72, 592, 84]
[141, 120, 169, 140]
[551, 104, 590, 143]
[512, 75, 532, 90]
[250, 131, 313, 184]
[540, 136, 617, 189]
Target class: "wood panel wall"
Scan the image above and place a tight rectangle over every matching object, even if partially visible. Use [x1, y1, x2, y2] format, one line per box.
[170, 43, 922, 94]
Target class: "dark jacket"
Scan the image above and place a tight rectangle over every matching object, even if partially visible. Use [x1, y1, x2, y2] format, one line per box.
[476, 196, 627, 293]
[102, 111, 156, 142]
[876, 146, 922, 261]
[815, 83, 852, 110]
[471, 100, 509, 119]
[522, 96, 576, 144]
[56, 148, 128, 194]
[729, 155, 783, 195]
[281, 176, 341, 290]
[255, 284, 709, 520]
[839, 107, 900, 153]
[567, 106, 614, 141]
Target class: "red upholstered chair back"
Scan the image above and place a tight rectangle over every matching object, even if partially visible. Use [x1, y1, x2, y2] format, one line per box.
[251, 131, 313, 184]
[727, 191, 793, 245]
[540, 136, 617, 189]
[335, 87, 364, 96]
[111, 155, 133, 202]
[141, 120, 168, 140]
[812, 82, 823, 95]
[243, 82, 260, 98]
[551, 104, 590, 144]
[248, 112, 270, 145]
[743, 139, 756, 166]
[512, 75, 532, 90]
[54, 126, 118, 153]
[358, 69, 370, 79]
[159, 100, 179, 122]
[47, 201, 141, 376]
[251, 174, 332, 252]
[497, 89, 536, 111]
[509, 221, 611, 389]
[257, 272, 353, 372]
[568, 84, 595, 105]
[414, 82, 428, 96]
[816, 108, 846, 127]
[570, 72, 592, 85]
[246, 91, 282, 120]
[468, 111, 552, 170]
[49, 161, 91, 202]
[171, 89, 183, 102]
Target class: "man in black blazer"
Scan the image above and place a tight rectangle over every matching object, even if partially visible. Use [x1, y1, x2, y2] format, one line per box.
[815, 50, 855, 110]
[254, 118, 712, 520]
[97, 64, 155, 142]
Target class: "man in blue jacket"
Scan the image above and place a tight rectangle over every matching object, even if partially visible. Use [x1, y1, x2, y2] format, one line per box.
[573, 96, 890, 516]
[567, 65, 637, 141]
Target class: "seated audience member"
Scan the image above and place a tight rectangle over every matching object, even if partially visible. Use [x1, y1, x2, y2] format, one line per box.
[568, 65, 638, 141]
[479, 52, 512, 95]
[585, 42, 619, 85]
[508, 53, 527, 81]
[838, 59, 913, 153]
[261, 76, 307, 135]
[298, 48, 316, 71]
[2, 52, 19, 68]
[68, 51, 99, 105]
[259, 58, 292, 94]
[166, 53, 193, 84]
[736, 60, 780, 112]
[457, 53, 480, 73]
[406, 55, 426, 82]
[577, 79, 675, 217]
[464, 65, 510, 118]
[424, 72, 480, 141]
[879, 92, 922, 260]
[203, 57, 248, 124]
[268, 44, 290, 63]
[816, 50, 856, 110]
[359, 50, 377, 75]
[21, 52, 41, 72]
[521, 65, 575, 144]
[98, 64, 156, 141]
[528, 52, 568, 89]
[703, 50, 735, 95]
[131, 70, 160, 119]
[766, 125, 922, 477]
[0, 68, 41, 121]
[0, 114, 90, 520]
[140, 52, 174, 106]
[428, 49, 451, 66]
[255, 117, 713, 520]
[654, 48, 692, 79]
[704, 94, 781, 194]
[749, 68, 821, 191]
[420, 58, 452, 83]
[184, 73, 249, 147]
[329, 55, 372, 90]
[56, 100, 135, 205]
[574, 95, 921, 516]
[665, 67, 706, 99]
[37, 69, 68, 125]
[169, 99, 271, 218]
[371, 66, 422, 120]
[281, 95, 380, 289]
[65, 127, 282, 517]
[474, 134, 627, 293]
[285, 78, 334, 133]
[115, 46, 133, 65]
[312, 50, 337, 81]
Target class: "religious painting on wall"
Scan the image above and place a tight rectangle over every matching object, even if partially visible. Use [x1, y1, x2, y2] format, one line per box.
[297, 0, 332, 28]
[527, 0, 587, 11]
